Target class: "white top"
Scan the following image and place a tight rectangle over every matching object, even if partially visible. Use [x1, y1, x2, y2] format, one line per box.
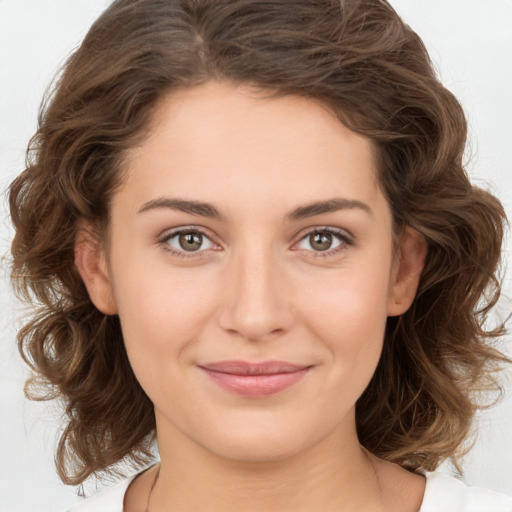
[68, 470, 512, 512]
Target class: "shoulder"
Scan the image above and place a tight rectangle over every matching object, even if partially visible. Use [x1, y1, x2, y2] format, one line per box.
[421, 472, 512, 512]
[66, 468, 512, 512]
[66, 473, 138, 512]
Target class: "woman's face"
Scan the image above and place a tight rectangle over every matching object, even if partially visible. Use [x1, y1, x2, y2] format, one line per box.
[78, 81, 424, 462]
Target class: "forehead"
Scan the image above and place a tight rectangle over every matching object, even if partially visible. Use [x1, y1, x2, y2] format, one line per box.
[137, 81, 376, 159]
[118, 81, 384, 217]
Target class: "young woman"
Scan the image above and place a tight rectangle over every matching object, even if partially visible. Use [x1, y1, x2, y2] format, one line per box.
[9, 0, 511, 511]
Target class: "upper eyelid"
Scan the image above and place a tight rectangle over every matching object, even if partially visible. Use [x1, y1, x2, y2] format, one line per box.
[293, 225, 354, 246]
[159, 225, 217, 241]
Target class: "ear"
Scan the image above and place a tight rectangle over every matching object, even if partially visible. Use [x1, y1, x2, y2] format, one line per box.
[387, 226, 427, 317]
[74, 221, 118, 315]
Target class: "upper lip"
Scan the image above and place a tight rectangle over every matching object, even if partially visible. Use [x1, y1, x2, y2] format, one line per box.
[198, 360, 311, 375]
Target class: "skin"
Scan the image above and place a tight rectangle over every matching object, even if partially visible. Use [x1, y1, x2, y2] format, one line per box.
[76, 80, 427, 511]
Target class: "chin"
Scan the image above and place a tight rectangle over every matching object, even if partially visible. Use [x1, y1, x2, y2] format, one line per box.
[207, 434, 309, 464]
[193, 415, 325, 464]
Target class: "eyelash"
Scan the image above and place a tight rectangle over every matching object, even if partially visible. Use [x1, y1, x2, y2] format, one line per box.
[158, 226, 354, 259]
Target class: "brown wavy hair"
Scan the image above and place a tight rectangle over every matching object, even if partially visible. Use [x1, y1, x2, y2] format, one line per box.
[9, 0, 509, 485]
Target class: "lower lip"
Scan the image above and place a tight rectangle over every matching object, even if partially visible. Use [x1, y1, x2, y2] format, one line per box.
[200, 368, 311, 397]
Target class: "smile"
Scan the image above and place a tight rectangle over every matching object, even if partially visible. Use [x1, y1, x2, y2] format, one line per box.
[198, 360, 312, 397]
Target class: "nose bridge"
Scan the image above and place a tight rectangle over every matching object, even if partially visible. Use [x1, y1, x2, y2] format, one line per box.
[218, 238, 292, 341]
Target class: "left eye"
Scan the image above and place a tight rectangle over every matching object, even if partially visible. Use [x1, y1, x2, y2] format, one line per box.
[165, 230, 215, 252]
[296, 230, 345, 252]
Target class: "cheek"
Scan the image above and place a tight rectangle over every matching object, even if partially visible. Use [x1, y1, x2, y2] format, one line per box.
[111, 259, 219, 370]
[297, 259, 392, 385]
[301, 262, 391, 337]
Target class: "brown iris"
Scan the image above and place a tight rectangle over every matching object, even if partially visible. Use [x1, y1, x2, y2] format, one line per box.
[309, 232, 333, 251]
[179, 231, 203, 251]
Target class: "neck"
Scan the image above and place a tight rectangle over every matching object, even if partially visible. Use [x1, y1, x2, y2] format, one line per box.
[149, 414, 385, 512]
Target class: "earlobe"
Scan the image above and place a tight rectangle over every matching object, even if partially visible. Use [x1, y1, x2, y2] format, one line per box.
[74, 222, 118, 315]
[387, 226, 427, 317]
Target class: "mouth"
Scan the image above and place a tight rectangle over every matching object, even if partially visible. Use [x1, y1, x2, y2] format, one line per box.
[198, 360, 313, 397]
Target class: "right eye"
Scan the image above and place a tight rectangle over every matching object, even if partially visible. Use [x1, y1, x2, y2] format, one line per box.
[160, 228, 217, 257]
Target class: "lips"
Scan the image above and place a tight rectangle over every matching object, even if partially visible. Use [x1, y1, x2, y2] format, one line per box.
[198, 360, 312, 397]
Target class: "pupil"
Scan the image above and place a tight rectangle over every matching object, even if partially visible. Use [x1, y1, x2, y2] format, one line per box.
[311, 232, 332, 251]
[179, 232, 202, 251]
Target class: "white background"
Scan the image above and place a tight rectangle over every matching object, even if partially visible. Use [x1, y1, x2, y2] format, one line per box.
[0, 1, 511, 511]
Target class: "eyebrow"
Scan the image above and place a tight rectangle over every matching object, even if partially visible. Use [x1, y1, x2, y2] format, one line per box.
[285, 198, 373, 221]
[138, 198, 224, 219]
[137, 197, 373, 221]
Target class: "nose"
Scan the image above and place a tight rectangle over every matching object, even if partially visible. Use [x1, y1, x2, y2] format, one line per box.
[217, 245, 294, 342]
